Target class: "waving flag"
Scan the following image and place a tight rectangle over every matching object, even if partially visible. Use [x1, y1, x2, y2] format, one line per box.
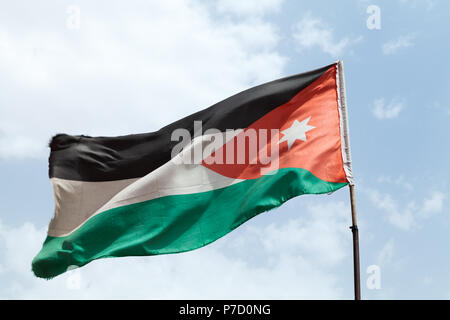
[32, 61, 353, 279]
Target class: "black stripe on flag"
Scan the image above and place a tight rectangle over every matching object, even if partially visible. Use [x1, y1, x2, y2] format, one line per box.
[50, 63, 333, 181]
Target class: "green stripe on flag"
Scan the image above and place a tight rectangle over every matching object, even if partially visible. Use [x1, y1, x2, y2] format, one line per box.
[32, 168, 347, 279]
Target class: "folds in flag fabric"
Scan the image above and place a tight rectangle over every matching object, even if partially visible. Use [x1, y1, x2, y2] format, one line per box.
[32, 61, 353, 279]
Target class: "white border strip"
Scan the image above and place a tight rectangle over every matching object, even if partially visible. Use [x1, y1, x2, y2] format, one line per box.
[336, 60, 354, 185]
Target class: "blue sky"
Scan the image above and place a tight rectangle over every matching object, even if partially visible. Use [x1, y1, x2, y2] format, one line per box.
[0, 0, 449, 299]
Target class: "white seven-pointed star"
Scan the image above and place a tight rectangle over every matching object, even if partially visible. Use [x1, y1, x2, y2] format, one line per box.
[278, 116, 315, 150]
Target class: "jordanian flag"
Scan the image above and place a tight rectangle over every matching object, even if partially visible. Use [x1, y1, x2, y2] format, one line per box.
[32, 61, 353, 279]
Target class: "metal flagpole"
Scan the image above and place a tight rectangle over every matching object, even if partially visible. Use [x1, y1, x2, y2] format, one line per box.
[336, 60, 360, 300]
[349, 184, 361, 300]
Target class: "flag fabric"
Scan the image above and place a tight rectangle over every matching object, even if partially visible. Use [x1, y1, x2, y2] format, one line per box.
[32, 61, 353, 279]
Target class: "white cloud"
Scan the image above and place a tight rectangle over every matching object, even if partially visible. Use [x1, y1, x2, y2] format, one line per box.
[372, 97, 404, 119]
[421, 191, 445, 218]
[256, 202, 351, 266]
[364, 188, 447, 231]
[217, 0, 284, 16]
[0, 201, 351, 299]
[0, 0, 286, 159]
[399, 0, 439, 11]
[428, 101, 450, 116]
[377, 175, 413, 191]
[293, 13, 362, 57]
[377, 239, 395, 267]
[367, 189, 416, 230]
[382, 34, 415, 55]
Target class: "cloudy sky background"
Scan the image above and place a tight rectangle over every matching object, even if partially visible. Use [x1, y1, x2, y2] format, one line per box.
[0, 0, 449, 299]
